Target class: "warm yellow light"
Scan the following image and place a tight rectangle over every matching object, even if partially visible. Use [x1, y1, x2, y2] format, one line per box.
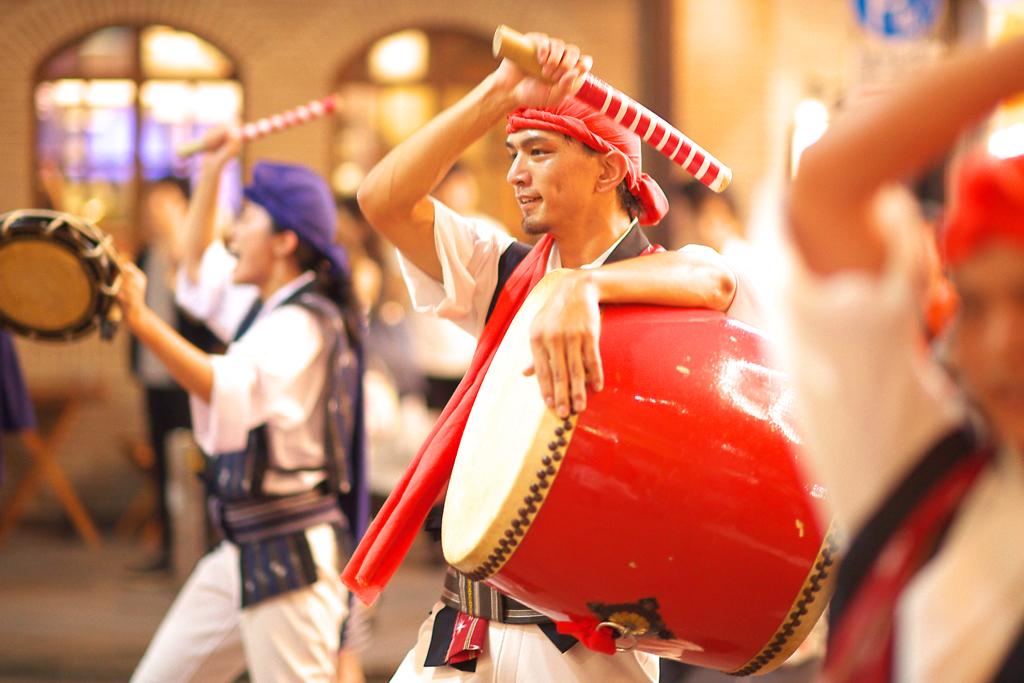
[989, 123, 1024, 159]
[86, 80, 136, 108]
[52, 80, 87, 107]
[368, 30, 429, 84]
[141, 26, 233, 79]
[377, 86, 435, 147]
[331, 161, 365, 197]
[791, 98, 829, 177]
[141, 81, 192, 124]
[193, 81, 243, 124]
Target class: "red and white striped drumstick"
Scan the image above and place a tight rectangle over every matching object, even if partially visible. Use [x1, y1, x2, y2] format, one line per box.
[175, 95, 341, 158]
[493, 26, 731, 192]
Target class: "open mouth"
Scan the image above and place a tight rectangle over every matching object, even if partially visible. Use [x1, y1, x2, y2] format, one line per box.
[517, 195, 540, 209]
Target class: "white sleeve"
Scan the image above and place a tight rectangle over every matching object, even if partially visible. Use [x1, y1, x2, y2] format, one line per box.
[189, 305, 326, 456]
[395, 199, 516, 339]
[679, 243, 774, 331]
[174, 242, 260, 343]
[777, 186, 966, 539]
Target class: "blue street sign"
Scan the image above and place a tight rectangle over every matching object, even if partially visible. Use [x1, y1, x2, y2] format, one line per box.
[853, 0, 947, 39]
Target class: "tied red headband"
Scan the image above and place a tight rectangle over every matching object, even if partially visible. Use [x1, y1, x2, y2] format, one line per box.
[943, 150, 1024, 267]
[506, 97, 669, 226]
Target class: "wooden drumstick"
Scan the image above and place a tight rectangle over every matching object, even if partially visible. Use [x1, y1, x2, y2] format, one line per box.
[493, 26, 732, 192]
[175, 94, 341, 158]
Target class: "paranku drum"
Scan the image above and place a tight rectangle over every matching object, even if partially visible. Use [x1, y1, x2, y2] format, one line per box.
[442, 271, 837, 675]
[0, 210, 122, 341]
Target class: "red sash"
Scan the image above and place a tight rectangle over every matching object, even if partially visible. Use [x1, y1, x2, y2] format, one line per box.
[341, 235, 557, 605]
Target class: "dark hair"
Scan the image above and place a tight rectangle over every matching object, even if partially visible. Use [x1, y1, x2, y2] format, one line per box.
[565, 134, 641, 221]
[153, 175, 192, 200]
[291, 239, 363, 353]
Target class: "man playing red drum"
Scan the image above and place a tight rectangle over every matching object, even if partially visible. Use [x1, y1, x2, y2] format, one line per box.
[785, 34, 1024, 683]
[349, 32, 764, 683]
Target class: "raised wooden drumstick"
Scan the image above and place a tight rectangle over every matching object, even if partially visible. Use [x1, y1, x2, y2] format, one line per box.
[493, 25, 731, 192]
[175, 94, 341, 158]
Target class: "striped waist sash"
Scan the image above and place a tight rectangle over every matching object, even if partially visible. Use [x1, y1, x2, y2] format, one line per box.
[440, 565, 551, 625]
[219, 489, 345, 544]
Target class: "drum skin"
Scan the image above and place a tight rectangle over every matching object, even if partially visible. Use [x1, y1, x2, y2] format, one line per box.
[444, 272, 836, 675]
[0, 210, 120, 341]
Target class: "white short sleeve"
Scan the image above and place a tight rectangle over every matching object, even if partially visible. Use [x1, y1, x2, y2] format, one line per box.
[396, 199, 516, 339]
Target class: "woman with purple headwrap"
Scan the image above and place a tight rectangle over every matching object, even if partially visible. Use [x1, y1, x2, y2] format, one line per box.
[116, 131, 367, 683]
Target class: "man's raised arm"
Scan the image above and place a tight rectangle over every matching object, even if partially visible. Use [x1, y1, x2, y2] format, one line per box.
[356, 35, 591, 281]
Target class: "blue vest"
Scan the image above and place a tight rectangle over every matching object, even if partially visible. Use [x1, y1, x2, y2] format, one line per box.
[205, 285, 368, 607]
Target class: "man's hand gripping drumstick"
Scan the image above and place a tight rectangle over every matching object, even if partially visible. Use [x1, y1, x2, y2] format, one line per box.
[494, 25, 731, 192]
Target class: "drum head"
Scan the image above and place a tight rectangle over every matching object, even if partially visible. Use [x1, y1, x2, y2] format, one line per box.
[443, 272, 577, 570]
[0, 210, 116, 341]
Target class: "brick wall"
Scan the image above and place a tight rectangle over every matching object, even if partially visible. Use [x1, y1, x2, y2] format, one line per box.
[0, 0, 642, 525]
[0, 0, 861, 528]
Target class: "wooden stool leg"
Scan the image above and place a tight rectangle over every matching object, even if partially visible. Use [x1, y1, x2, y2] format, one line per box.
[0, 466, 45, 546]
[21, 430, 101, 546]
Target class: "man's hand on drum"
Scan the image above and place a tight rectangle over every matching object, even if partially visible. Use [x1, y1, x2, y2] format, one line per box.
[524, 270, 604, 419]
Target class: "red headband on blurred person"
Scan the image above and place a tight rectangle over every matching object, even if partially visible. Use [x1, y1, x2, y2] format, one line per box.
[507, 97, 670, 226]
[943, 150, 1024, 267]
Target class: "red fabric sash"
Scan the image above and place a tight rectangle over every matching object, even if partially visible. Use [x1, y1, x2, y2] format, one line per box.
[341, 235, 557, 605]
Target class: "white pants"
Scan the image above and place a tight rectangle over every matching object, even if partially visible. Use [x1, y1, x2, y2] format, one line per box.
[131, 524, 347, 683]
[390, 602, 659, 683]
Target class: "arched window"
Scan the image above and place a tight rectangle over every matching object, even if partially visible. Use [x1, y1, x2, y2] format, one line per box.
[34, 25, 242, 249]
[331, 28, 523, 239]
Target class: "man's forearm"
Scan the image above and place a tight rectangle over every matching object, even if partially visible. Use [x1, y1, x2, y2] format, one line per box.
[357, 74, 516, 279]
[584, 250, 737, 311]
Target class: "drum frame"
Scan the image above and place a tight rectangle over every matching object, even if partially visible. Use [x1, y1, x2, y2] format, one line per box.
[0, 209, 121, 341]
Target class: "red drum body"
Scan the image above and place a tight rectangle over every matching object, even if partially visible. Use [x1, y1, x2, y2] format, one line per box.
[442, 271, 836, 675]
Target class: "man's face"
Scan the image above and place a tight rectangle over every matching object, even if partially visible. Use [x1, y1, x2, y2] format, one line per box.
[226, 201, 276, 286]
[505, 130, 601, 236]
[951, 242, 1024, 451]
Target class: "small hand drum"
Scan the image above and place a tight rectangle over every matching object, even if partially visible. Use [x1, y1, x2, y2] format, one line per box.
[0, 210, 122, 341]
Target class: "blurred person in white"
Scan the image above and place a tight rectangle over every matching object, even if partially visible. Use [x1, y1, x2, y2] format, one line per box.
[784, 33, 1024, 683]
[131, 176, 225, 572]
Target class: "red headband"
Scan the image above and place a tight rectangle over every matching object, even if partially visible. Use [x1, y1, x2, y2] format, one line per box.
[506, 97, 669, 226]
[943, 150, 1024, 267]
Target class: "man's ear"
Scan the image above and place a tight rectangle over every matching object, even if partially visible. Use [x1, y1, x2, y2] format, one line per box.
[596, 150, 630, 195]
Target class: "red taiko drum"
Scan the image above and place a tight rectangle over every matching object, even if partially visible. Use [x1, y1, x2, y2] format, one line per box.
[442, 271, 836, 675]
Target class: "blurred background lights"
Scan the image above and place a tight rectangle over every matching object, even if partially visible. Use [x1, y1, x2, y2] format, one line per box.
[368, 29, 429, 83]
[790, 98, 829, 177]
[988, 123, 1024, 158]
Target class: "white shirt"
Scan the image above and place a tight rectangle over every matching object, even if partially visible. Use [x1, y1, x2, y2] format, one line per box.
[778, 186, 1024, 683]
[176, 243, 330, 496]
[398, 200, 761, 338]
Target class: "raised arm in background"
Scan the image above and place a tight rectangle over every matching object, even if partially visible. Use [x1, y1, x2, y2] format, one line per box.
[789, 35, 1024, 276]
